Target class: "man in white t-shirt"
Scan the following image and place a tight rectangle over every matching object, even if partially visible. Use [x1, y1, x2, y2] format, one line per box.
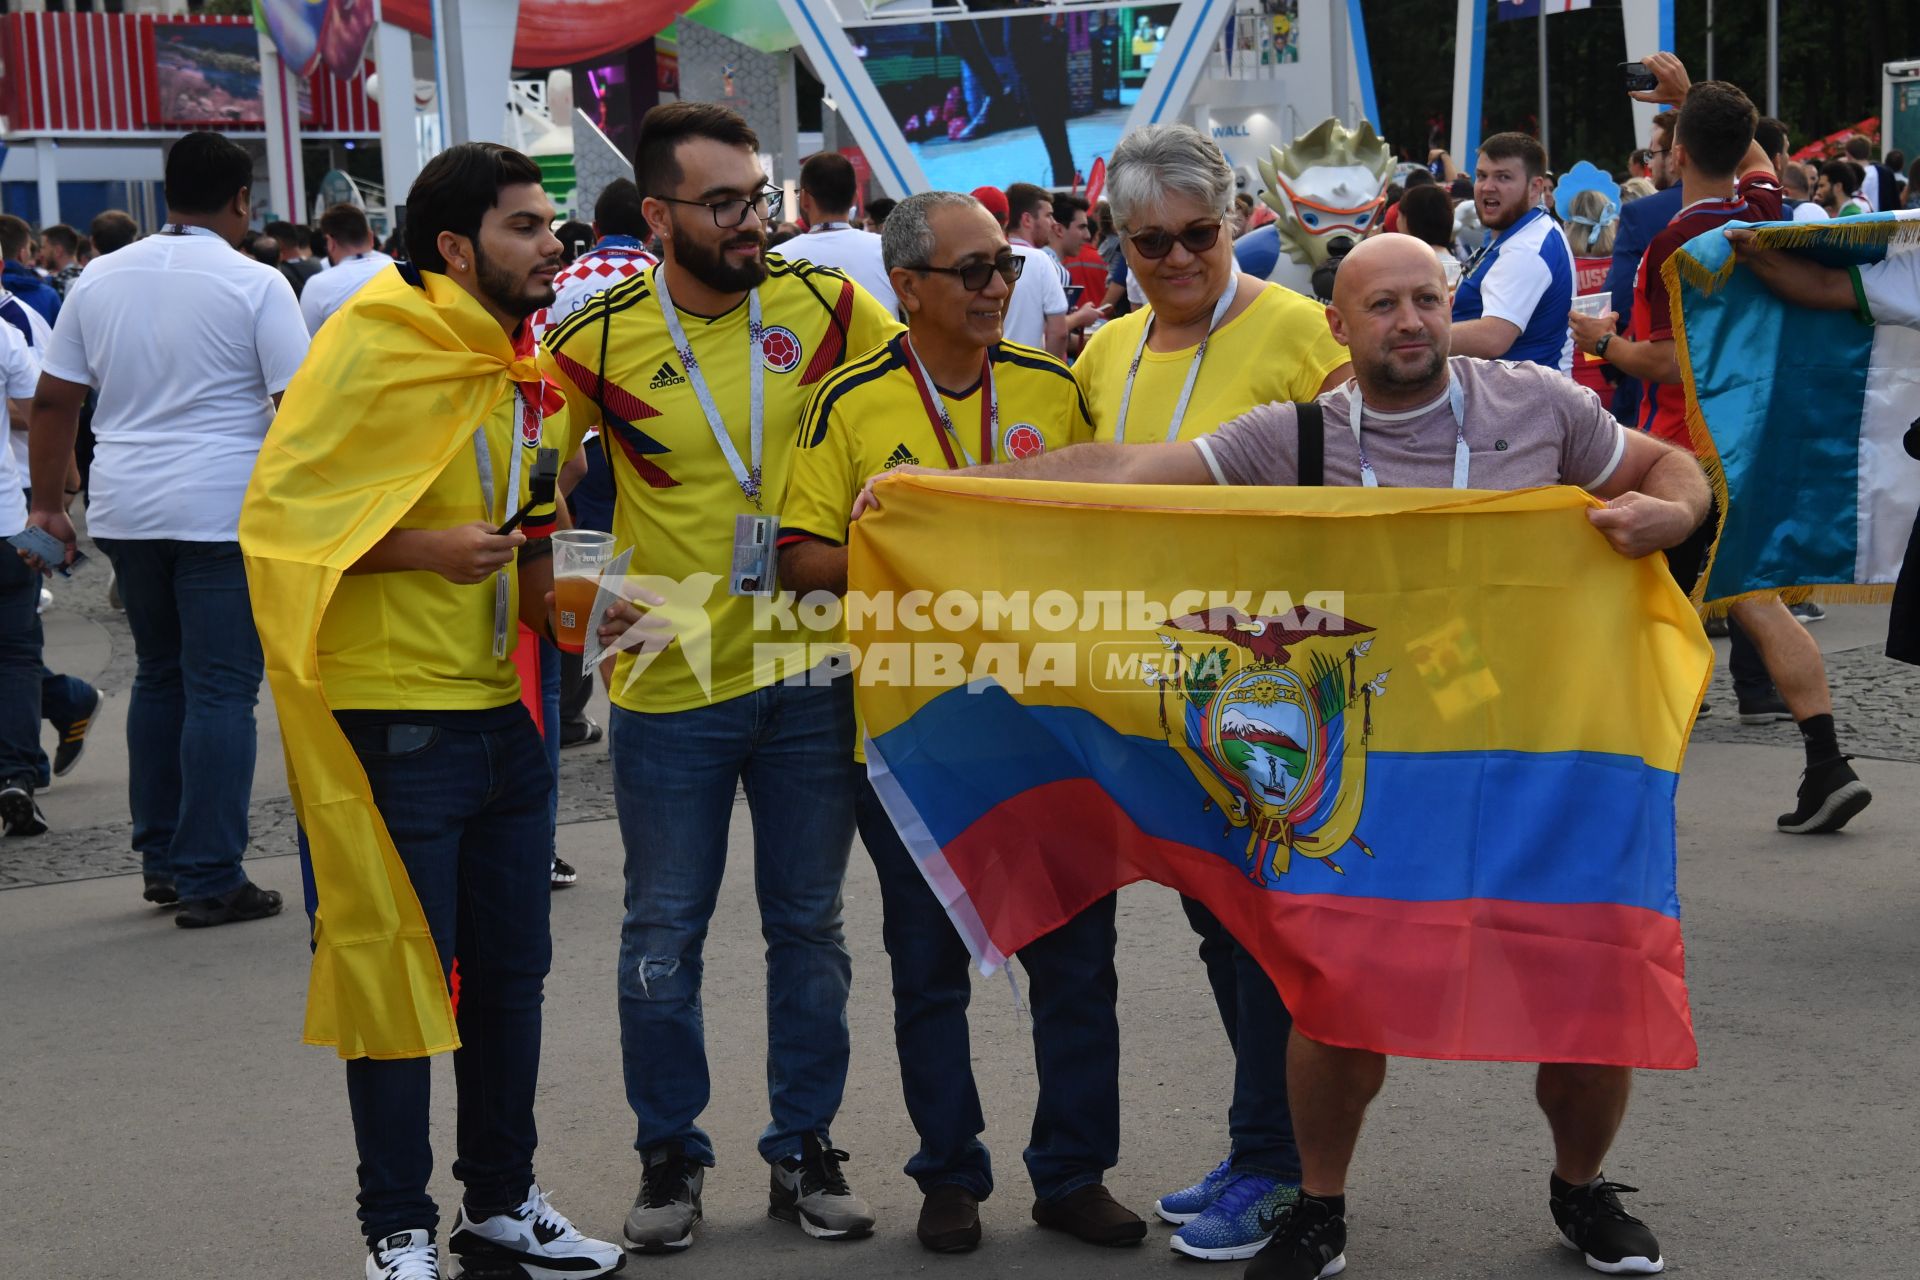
[23, 130, 309, 925]
[0, 312, 100, 819]
[0, 322, 52, 836]
[777, 152, 898, 316]
[299, 202, 394, 334]
[977, 183, 1070, 355]
[1783, 161, 1831, 222]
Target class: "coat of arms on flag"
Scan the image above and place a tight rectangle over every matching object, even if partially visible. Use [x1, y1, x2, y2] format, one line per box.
[855, 475, 1710, 1070]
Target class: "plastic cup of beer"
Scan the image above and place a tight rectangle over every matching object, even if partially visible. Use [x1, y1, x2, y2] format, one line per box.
[551, 530, 615, 654]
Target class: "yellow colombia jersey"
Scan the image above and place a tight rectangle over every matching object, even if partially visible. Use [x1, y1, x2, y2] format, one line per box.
[1073, 280, 1350, 444]
[317, 389, 560, 710]
[783, 335, 1092, 761]
[540, 255, 901, 712]
[784, 334, 1092, 544]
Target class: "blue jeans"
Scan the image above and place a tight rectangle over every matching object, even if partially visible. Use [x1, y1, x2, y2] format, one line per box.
[0, 551, 43, 785]
[857, 782, 1121, 1202]
[538, 637, 562, 838]
[328, 708, 555, 1245]
[1183, 896, 1302, 1181]
[94, 538, 262, 900]
[608, 675, 859, 1166]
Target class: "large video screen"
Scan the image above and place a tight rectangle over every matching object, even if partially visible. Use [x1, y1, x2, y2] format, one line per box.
[849, 4, 1181, 193]
[155, 22, 265, 127]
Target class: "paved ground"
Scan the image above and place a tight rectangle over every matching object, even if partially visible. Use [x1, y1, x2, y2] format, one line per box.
[2, 582, 1915, 1279]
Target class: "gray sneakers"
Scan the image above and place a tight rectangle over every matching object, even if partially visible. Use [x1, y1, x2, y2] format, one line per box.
[624, 1145, 703, 1254]
[768, 1133, 876, 1241]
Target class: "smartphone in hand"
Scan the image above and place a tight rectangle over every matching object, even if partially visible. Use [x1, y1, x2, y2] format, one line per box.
[7, 526, 86, 577]
[1620, 61, 1658, 93]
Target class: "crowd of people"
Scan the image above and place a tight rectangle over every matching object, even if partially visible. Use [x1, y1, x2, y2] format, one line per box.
[0, 40, 1908, 1280]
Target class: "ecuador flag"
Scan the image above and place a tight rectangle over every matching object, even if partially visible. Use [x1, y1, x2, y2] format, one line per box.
[1666, 211, 1920, 606]
[855, 476, 1708, 1069]
[241, 265, 549, 1060]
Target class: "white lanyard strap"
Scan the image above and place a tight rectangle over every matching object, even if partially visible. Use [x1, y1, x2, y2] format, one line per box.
[1113, 270, 1238, 444]
[654, 267, 765, 508]
[1346, 375, 1469, 490]
[903, 337, 996, 468]
[472, 385, 534, 657]
[810, 221, 853, 233]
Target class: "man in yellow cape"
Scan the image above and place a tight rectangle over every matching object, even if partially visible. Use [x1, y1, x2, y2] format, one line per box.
[241, 144, 629, 1279]
[243, 260, 549, 1061]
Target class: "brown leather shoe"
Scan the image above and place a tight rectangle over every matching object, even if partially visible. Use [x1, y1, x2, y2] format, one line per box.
[917, 1184, 982, 1253]
[1030, 1184, 1146, 1246]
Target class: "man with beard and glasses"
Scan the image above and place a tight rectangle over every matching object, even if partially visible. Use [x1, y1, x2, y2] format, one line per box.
[240, 142, 633, 1280]
[1449, 132, 1577, 372]
[851, 234, 1709, 1280]
[538, 102, 899, 1257]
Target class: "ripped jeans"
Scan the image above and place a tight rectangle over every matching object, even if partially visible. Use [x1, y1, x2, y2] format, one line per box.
[607, 676, 859, 1167]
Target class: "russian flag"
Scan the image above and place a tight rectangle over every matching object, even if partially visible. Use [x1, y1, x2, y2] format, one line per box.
[1667, 212, 1920, 606]
[853, 477, 1710, 1070]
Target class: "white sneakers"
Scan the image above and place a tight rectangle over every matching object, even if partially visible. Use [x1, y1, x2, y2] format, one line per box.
[365, 1230, 439, 1280]
[367, 1185, 623, 1280]
[447, 1184, 624, 1279]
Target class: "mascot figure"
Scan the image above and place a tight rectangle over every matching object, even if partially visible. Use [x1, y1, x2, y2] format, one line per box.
[1249, 117, 1395, 298]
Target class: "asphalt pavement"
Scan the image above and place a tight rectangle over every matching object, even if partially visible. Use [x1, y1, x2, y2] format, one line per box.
[2, 585, 1914, 1279]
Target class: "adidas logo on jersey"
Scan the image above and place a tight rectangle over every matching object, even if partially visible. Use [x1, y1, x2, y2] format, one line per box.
[884, 443, 919, 470]
[649, 360, 687, 389]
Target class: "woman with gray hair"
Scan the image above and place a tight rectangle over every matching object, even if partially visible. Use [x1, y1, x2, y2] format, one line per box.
[1069, 121, 1353, 1265]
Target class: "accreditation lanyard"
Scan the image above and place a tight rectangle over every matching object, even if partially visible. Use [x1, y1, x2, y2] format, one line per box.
[653, 268, 765, 508]
[161, 224, 226, 240]
[901, 338, 996, 469]
[472, 386, 533, 657]
[1112, 269, 1237, 444]
[1345, 375, 1469, 489]
[809, 221, 853, 233]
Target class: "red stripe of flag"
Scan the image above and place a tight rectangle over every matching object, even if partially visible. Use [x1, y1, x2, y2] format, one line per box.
[934, 777, 1698, 1070]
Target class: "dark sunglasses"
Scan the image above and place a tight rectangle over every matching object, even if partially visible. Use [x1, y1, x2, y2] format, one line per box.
[911, 252, 1025, 292]
[1128, 222, 1224, 260]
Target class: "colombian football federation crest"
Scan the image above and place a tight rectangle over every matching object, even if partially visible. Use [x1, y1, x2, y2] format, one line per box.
[1003, 423, 1046, 459]
[1142, 604, 1390, 885]
[760, 325, 803, 373]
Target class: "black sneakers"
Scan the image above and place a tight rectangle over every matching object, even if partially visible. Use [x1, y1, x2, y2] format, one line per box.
[0, 777, 47, 837]
[142, 874, 179, 906]
[175, 881, 283, 929]
[769, 1132, 876, 1240]
[550, 856, 578, 889]
[1735, 691, 1794, 725]
[1244, 1193, 1345, 1279]
[1550, 1176, 1664, 1274]
[1777, 756, 1873, 833]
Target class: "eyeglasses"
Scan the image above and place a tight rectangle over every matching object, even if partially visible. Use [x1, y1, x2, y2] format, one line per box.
[909, 252, 1025, 292]
[1647, 148, 1671, 159]
[655, 185, 783, 229]
[1127, 222, 1224, 260]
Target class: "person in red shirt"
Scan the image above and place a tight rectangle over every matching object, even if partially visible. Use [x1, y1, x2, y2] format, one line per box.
[1571, 54, 1872, 837]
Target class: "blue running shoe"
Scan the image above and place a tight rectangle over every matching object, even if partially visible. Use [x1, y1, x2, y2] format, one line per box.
[1170, 1172, 1299, 1261]
[1153, 1156, 1234, 1225]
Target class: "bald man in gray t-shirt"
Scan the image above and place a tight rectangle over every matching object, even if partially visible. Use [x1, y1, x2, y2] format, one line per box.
[852, 234, 1712, 1280]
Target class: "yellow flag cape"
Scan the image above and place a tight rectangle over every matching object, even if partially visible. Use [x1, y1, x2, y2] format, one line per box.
[240, 266, 541, 1060]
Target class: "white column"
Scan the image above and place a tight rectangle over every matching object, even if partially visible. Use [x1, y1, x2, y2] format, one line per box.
[1620, 0, 1663, 149]
[34, 139, 59, 227]
[259, 30, 308, 223]
[1449, 0, 1484, 163]
[375, 19, 421, 205]
[438, 0, 521, 146]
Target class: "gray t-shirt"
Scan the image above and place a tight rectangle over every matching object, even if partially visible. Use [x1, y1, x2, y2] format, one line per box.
[1194, 356, 1627, 492]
